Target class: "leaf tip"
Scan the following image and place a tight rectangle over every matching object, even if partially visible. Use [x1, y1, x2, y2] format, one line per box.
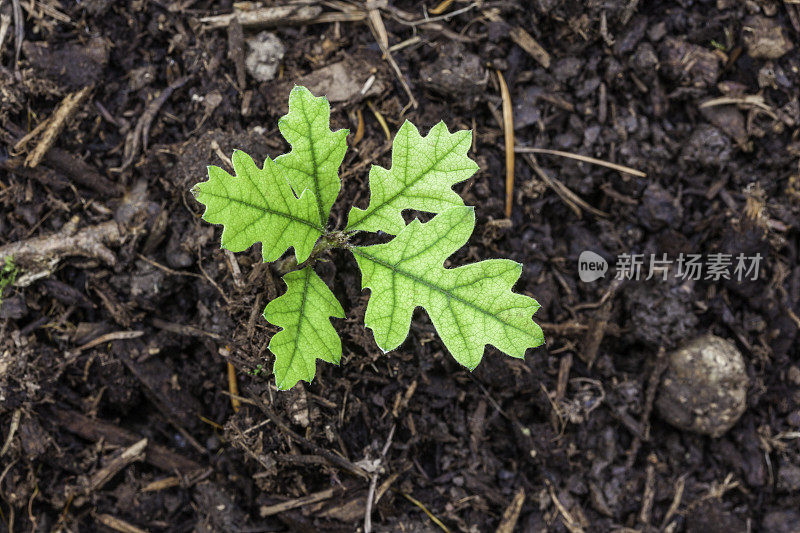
[397, 119, 418, 136]
[289, 84, 310, 98]
[230, 149, 253, 169]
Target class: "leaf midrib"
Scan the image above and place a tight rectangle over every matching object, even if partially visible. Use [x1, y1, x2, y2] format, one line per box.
[348, 129, 468, 231]
[351, 248, 536, 340]
[300, 100, 326, 227]
[200, 190, 324, 232]
[280, 268, 311, 388]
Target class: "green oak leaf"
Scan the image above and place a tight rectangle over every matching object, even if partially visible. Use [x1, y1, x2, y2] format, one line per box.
[263, 266, 345, 390]
[275, 86, 349, 227]
[192, 149, 323, 263]
[346, 120, 479, 235]
[191, 86, 546, 389]
[352, 206, 544, 370]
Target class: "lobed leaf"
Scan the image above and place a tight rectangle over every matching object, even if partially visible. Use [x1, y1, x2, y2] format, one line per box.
[352, 206, 544, 370]
[192, 150, 323, 263]
[191, 86, 545, 389]
[346, 121, 479, 235]
[275, 86, 349, 227]
[264, 266, 345, 390]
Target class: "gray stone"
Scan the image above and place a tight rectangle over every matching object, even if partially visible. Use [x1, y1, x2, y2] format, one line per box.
[656, 334, 748, 437]
[245, 32, 285, 82]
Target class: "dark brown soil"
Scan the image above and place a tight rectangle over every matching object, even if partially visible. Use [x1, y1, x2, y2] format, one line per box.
[1, 1, 799, 532]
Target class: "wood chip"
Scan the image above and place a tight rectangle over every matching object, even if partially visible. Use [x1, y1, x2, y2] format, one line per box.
[95, 514, 149, 533]
[367, 6, 388, 49]
[429, 0, 455, 15]
[140, 476, 181, 492]
[546, 481, 585, 533]
[86, 438, 147, 493]
[201, 4, 323, 29]
[260, 486, 342, 517]
[24, 86, 91, 168]
[496, 487, 525, 533]
[483, 10, 551, 68]
[50, 407, 203, 473]
[72, 330, 144, 354]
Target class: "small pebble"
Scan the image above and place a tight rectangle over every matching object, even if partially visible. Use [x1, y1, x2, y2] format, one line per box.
[656, 334, 748, 437]
[245, 32, 285, 82]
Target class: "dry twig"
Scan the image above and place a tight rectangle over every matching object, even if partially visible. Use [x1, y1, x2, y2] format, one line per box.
[83, 439, 147, 495]
[364, 424, 395, 533]
[94, 514, 148, 533]
[50, 407, 202, 473]
[429, 0, 455, 15]
[546, 480, 585, 533]
[227, 362, 241, 413]
[23, 85, 92, 168]
[580, 278, 623, 365]
[523, 154, 610, 219]
[113, 75, 191, 172]
[248, 389, 370, 480]
[366, 7, 418, 110]
[0, 217, 120, 285]
[201, 4, 325, 29]
[495, 70, 515, 218]
[259, 486, 345, 517]
[483, 9, 550, 68]
[398, 491, 451, 532]
[3, 122, 122, 196]
[516, 146, 646, 177]
[496, 487, 526, 533]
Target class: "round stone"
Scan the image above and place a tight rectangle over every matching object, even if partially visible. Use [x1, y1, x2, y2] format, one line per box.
[656, 334, 748, 438]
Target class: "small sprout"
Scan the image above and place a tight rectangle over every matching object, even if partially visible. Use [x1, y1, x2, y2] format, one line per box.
[192, 86, 544, 390]
[0, 256, 19, 305]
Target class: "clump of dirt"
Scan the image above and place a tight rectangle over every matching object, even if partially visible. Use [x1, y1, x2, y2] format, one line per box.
[656, 334, 748, 437]
[624, 274, 697, 348]
[419, 42, 488, 107]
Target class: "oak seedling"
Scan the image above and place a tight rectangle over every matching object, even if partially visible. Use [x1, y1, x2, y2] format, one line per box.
[192, 86, 544, 390]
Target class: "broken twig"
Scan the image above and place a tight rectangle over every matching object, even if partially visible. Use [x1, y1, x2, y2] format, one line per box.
[24, 86, 92, 168]
[113, 76, 190, 172]
[496, 70, 515, 218]
[515, 146, 646, 177]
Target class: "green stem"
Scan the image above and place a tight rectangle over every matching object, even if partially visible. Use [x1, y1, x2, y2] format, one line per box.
[274, 230, 351, 275]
